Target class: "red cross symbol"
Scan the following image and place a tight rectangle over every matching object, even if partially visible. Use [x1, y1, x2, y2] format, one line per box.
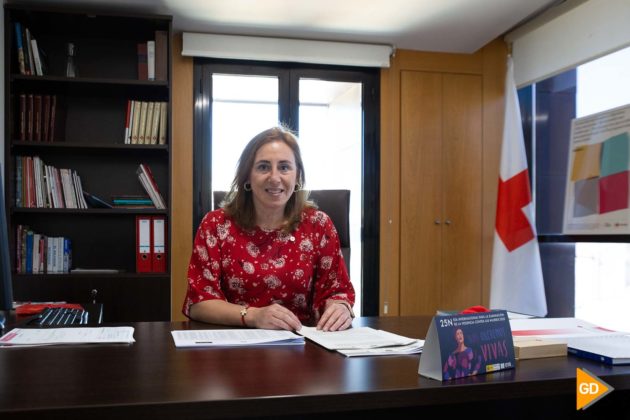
[496, 169, 535, 252]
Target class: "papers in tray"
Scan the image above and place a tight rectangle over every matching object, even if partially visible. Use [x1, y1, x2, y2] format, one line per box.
[0, 327, 135, 347]
[171, 329, 305, 347]
[297, 326, 424, 357]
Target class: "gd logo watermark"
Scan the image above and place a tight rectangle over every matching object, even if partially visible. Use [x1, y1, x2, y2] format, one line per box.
[576, 368, 613, 410]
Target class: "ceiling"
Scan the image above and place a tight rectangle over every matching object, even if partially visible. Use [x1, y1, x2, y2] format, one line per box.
[7, 0, 562, 53]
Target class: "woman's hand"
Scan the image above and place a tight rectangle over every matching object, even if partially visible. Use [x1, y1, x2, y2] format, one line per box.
[248, 304, 302, 331]
[316, 301, 353, 331]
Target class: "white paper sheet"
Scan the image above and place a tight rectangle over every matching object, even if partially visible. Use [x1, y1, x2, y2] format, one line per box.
[171, 329, 304, 347]
[0, 327, 135, 346]
[338, 340, 424, 357]
[509, 317, 623, 341]
[298, 326, 420, 351]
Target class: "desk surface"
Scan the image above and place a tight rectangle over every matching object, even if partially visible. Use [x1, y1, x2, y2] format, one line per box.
[1, 316, 629, 419]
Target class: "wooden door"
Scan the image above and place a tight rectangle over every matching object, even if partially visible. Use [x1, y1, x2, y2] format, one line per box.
[400, 71, 483, 315]
[441, 74, 483, 310]
[400, 71, 442, 315]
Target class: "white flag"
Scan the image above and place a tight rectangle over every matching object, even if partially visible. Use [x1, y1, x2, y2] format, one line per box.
[490, 56, 547, 317]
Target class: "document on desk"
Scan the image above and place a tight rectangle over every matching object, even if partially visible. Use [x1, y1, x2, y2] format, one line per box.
[510, 317, 622, 340]
[171, 329, 305, 347]
[297, 326, 423, 356]
[0, 327, 135, 346]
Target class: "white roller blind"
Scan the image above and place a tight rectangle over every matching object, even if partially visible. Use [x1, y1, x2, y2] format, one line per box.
[506, 0, 630, 87]
[182, 33, 393, 68]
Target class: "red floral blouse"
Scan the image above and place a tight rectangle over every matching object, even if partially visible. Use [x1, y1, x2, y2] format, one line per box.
[183, 207, 355, 325]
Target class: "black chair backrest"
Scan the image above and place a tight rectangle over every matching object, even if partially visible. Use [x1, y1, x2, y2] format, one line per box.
[212, 190, 350, 265]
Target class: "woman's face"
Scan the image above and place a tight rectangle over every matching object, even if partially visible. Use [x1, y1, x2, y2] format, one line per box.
[455, 328, 464, 345]
[249, 140, 298, 216]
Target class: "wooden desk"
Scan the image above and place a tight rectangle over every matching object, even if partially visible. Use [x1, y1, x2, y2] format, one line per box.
[1, 316, 629, 419]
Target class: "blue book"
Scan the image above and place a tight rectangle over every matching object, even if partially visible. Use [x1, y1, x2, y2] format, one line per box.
[83, 191, 113, 208]
[63, 238, 72, 273]
[14, 22, 26, 75]
[568, 335, 630, 365]
[25, 230, 33, 274]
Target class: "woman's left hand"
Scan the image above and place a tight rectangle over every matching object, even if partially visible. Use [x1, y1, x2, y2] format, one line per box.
[316, 301, 353, 331]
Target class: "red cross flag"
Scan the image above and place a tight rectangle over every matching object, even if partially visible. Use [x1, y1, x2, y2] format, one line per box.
[490, 56, 547, 317]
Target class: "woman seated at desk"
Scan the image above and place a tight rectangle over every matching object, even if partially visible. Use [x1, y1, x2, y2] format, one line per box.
[183, 127, 355, 332]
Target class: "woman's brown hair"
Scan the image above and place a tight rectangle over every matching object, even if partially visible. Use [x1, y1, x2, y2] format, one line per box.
[222, 127, 314, 232]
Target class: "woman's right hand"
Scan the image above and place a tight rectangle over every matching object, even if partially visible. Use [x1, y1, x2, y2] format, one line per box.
[248, 304, 302, 331]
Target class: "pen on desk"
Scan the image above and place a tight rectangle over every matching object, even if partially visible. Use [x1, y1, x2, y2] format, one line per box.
[195, 341, 214, 344]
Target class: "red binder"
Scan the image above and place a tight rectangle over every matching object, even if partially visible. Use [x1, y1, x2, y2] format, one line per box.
[136, 215, 152, 273]
[151, 216, 167, 273]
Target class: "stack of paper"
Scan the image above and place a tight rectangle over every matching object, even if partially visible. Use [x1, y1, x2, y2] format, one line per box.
[0, 327, 135, 347]
[171, 329, 304, 347]
[512, 336, 567, 359]
[297, 326, 424, 357]
[510, 317, 630, 365]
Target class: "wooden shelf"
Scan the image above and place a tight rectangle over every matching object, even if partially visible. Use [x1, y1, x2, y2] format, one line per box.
[15, 272, 170, 280]
[5, 6, 173, 322]
[11, 73, 169, 87]
[11, 141, 169, 153]
[11, 207, 168, 215]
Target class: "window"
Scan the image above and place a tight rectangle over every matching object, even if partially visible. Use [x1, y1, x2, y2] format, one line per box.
[526, 46, 630, 330]
[193, 60, 380, 315]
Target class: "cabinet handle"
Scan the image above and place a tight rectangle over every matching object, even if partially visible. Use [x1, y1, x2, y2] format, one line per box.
[445, 219, 452, 226]
[434, 219, 441, 225]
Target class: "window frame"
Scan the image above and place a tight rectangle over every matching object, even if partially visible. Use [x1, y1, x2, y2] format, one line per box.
[192, 58, 380, 315]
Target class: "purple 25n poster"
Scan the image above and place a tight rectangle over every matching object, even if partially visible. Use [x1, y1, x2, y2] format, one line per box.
[419, 310, 515, 381]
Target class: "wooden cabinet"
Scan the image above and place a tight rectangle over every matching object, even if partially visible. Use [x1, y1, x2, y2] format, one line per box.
[3, 5, 172, 321]
[400, 71, 482, 315]
[379, 44, 506, 317]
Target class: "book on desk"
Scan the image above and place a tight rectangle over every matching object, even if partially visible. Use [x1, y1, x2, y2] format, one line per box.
[567, 335, 630, 365]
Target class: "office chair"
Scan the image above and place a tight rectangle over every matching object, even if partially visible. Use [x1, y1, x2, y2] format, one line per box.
[212, 189, 350, 266]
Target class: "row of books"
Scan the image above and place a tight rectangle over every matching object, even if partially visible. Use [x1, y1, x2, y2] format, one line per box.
[16, 156, 88, 209]
[13, 22, 46, 76]
[124, 100, 167, 145]
[16, 155, 166, 210]
[137, 31, 168, 81]
[16, 225, 72, 274]
[16, 93, 64, 142]
[137, 163, 166, 209]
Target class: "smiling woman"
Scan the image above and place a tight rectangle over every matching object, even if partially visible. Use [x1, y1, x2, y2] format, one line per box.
[184, 127, 356, 332]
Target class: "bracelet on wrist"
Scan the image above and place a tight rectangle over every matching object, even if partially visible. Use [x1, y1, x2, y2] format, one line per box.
[240, 304, 249, 327]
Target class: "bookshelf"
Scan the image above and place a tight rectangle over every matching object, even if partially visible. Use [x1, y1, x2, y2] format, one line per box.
[4, 6, 172, 322]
